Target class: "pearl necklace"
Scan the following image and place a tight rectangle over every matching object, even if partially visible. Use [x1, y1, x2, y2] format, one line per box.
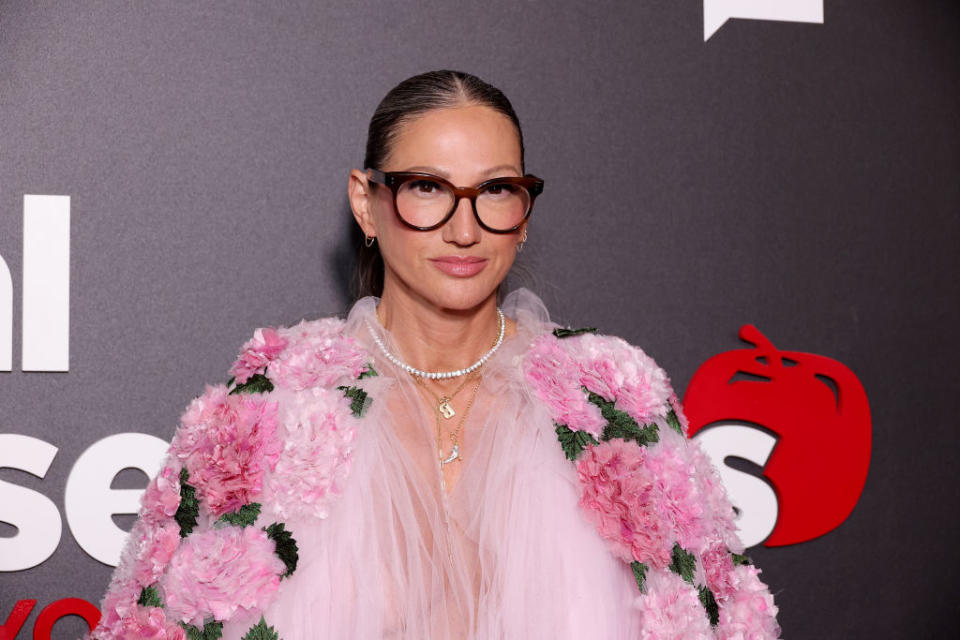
[366, 308, 505, 380]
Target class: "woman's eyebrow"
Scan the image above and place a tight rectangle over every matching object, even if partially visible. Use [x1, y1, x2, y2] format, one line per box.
[402, 165, 450, 177]
[481, 164, 523, 177]
[400, 164, 522, 179]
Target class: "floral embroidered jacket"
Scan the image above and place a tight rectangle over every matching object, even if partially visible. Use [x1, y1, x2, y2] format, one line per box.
[90, 293, 780, 640]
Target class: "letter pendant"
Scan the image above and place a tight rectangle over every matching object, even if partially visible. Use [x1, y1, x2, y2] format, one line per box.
[438, 397, 455, 419]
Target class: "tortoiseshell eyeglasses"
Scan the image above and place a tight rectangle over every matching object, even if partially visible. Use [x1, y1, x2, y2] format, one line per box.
[366, 169, 544, 233]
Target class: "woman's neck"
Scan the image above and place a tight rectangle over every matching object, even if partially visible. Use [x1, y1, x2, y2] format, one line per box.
[376, 287, 502, 377]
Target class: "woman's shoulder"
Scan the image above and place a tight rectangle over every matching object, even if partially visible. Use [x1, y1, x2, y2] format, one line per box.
[171, 316, 378, 520]
[227, 315, 375, 395]
[519, 325, 781, 638]
[520, 325, 687, 441]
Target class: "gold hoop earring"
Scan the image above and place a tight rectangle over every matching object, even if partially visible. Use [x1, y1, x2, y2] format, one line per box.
[364, 235, 376, 248]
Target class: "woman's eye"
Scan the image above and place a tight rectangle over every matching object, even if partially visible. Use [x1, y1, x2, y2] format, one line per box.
[410, 180, 441, 193]
[484, 183, 517, 196]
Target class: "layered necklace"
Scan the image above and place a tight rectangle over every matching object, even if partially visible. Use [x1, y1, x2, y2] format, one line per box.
[414, 371, 482, 466]
[368, 307, 504, 466]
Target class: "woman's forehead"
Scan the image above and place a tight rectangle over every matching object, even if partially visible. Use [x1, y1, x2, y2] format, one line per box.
[386, 105, 522, 176]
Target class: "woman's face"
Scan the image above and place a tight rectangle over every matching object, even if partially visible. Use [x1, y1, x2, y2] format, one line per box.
[350, 104, 525, 312]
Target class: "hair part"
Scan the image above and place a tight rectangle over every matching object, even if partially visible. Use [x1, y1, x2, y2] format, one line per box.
[354, 70, 526, 300]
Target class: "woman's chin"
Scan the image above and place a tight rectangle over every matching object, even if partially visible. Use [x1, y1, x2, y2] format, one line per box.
[422, 278, 502, 313]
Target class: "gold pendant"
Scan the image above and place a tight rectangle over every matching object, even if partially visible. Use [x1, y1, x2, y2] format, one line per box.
[438, 397, 455, 419]
[440, 443, 460, 466]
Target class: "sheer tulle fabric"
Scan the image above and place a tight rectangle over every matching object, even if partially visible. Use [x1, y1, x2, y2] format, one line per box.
[220, 290, 643, 639]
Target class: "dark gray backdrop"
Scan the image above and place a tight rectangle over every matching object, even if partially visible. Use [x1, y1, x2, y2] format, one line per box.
[1, 1, 958, 638]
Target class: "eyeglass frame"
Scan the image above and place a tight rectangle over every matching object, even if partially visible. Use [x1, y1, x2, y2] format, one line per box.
[365, 168, 544, 234]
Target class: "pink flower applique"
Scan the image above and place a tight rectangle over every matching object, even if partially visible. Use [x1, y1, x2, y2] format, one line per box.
[131, 521, 182, 587]
[523, 334, 606, 436]
[93, 573, 184, 639]
[140, 463, 182, 525]
[642, 432, 710, 554]
[92, 577, 140, 639]
[160, 526, 286, 628]
[229, 327, 288, 384]
[172, 385, 282, 517]
[633, 568, 713, 640]
[576, 434, 710, 567]
[688, 442, 744, 555]
[574, 333, 672, 426]
[575, 438, 673, 567]
[524, 331, 674, 437]
[700, 542, 739, 601]
[262, 387, 358, 520]
[715, 564, 781, 639]
[267, 318, 368, 391]
[114, 606, 187, 640]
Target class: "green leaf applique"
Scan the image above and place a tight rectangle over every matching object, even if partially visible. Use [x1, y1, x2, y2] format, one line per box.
[630, 561, 648, 593]
[217, 503, 262, 527]
[668, 543, 697, 584]
[242, 616, 281, 640]
[265, 522, 299, 578]
[181, 620, 223, 640]
[230, 373, 274, 395]
[554, 423, 599, 461]
[552, 327, 598, 339]
[665, 408, 685, 436]
[176, 469, 199, 537]
[698, 585, 720, 626]
[585, 390, 660, 447]
[337, 385, 371, 417]
[137, 585, 163, 608]
[358, 364, 379, 379]
[731, 552, 752, 566]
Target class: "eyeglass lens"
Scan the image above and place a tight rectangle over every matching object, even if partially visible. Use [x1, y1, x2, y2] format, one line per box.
[395, 177, 530, 231]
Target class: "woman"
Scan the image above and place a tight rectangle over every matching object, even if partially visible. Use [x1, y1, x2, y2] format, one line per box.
[91, 70, 780, 639]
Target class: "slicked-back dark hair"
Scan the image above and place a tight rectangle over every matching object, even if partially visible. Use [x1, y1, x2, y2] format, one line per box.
[354, 70, 525, 300]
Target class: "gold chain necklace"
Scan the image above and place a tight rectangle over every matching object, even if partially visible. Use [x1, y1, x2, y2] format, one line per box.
[404, 317, 499, 466]
[414, 371, 476, 420]
[414, 371, 483, 466]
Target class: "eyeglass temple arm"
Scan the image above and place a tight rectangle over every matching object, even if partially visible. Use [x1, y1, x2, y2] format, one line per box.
[366, 168, 387, 185]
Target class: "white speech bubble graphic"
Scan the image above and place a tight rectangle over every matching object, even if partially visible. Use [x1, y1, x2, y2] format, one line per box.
[704, 0, 824, 41]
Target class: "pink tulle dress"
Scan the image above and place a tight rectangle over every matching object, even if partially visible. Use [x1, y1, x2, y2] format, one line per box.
[91, 289, 780, 640]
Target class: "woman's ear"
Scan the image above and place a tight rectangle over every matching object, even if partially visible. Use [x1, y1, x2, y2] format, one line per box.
[348, 169, 377, 239]
[516, 222, 528, 252]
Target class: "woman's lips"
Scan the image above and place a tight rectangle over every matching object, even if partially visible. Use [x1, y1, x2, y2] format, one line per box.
[429, 256, 489, 277]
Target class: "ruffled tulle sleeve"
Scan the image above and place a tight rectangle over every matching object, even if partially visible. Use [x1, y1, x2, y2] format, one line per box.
[90, 321, 375, 640]
[523, 328, 781, 639]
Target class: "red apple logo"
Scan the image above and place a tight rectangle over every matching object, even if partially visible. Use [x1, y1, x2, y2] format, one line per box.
[683, 325, 871, 547]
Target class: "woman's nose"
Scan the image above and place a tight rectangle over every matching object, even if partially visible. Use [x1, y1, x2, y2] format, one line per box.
[441, 196, 482, 246]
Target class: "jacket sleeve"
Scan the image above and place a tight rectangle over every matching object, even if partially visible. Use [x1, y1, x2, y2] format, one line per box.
[90, 330, 294, 640]
[90, 321, 372, 639]
[523, 328, 781, 639]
